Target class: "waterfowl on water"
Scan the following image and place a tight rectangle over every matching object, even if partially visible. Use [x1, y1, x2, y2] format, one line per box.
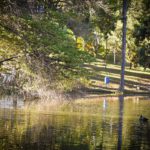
[139, 115, 148, 122]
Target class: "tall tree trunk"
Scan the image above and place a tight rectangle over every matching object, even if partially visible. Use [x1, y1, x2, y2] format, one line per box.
[119, 0, 128, 93]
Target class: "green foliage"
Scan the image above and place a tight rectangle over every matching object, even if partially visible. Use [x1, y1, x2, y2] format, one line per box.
[0, 10, 95, 93]
[138, 43, 150, 69]
[1, 0, 149, 95]
[133, 0, 150, 69]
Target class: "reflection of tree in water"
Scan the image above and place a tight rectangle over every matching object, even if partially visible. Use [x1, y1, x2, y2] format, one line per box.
[127, 119, 150, 149]
[117, 96, 150, 150]
[20, 115, 92, 150]
[0, 111, 120, 150]
[94, 98, 119, 149]
[0, 94, 24, 109]
[18, 101, 119, 149]
[117, 96, 124, 150]
[0, 111, 27, 150]
[1, 97, 150, 149]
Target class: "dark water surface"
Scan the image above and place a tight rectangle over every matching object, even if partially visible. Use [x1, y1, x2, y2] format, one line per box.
[0, 95, 150, 150]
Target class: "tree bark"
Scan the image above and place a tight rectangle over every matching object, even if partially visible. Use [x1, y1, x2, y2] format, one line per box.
[119, 0, 128, 93]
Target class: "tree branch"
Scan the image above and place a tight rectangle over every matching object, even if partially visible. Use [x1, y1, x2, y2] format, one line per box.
[0, 56, 18, 64]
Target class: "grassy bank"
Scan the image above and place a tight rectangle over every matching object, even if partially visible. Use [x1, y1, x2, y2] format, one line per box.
[83, 59, 150, 96]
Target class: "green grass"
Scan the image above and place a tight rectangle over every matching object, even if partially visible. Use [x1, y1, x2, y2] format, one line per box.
[84, 59, 150, 95]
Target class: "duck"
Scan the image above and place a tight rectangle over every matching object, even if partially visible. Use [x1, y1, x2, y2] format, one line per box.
[139, 115, 148, 122]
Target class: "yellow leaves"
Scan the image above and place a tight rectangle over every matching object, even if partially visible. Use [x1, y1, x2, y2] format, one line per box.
[85, 42, 95, 51]
[76, 37, 85, 50]
[76, 37, 96, 56]
[85, 42, 95, 56]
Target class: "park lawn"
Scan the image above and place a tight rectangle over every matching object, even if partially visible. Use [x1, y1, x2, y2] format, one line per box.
[84, 59, 150, 94]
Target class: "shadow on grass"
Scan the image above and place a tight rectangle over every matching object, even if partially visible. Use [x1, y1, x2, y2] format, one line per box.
[85, 64, 150, 79]
[90, 74, 149, 88]
[84, 63, 150, 94]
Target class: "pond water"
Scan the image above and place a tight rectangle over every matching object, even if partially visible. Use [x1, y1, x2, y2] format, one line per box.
[0, 95, 150, 150]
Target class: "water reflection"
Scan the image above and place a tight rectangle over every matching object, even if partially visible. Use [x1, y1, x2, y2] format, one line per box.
[117, 96, 124, 150]
[0, 95, 24, 109]
[103, 98, 107, 110]
[0, 96, 150, 149]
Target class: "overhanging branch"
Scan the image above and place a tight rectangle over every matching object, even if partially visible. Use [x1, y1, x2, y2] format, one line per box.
[0, 56, 18, 64]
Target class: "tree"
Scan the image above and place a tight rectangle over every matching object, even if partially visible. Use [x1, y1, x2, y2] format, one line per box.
[119, 0, 128, 93]
[133, 0, 150, 70]
[138, 43, 150, 70]
[0, 0, 95, 94]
